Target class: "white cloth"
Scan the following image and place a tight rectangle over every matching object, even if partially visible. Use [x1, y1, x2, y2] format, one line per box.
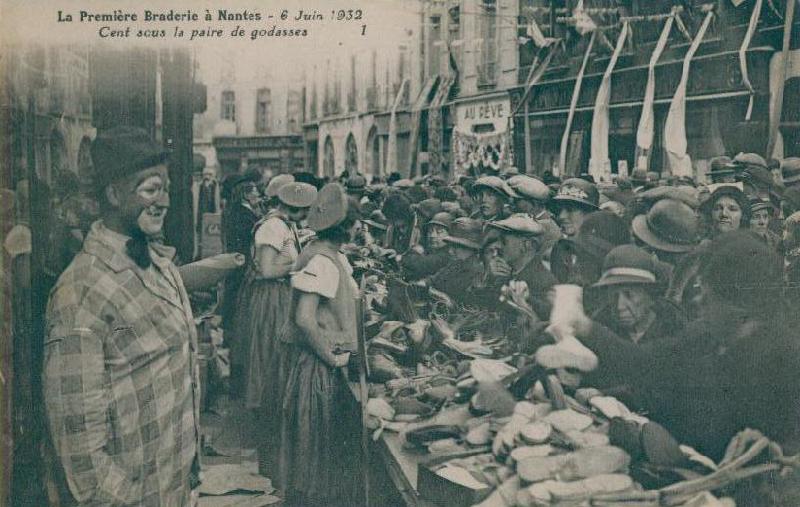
[636, 15, 674, 170]
[589, 22, 629, 184]
[291, 254, 339, 299]
[664, 11, 714, 178]
[559, 32, 596, 175]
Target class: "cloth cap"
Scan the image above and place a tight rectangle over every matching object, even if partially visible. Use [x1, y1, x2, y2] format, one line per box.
[553, 178, 600, 210]
[487, 213, 544, 237]
[307, 183, 348, 232]
[733, 152, 768, 169]
[278, 182, 317, 208]
[363, 210, 389, 231]
[392, 178, 415, 188]
[507, 175, 550, 202]
[441, 201, 461, 214]
[637, 186, 700, 209]
[593, 245, 659, 287]
[631, 199, 699, 253]
[738, 166, 774, 189]
[749, 197, 774, 214]
[265, 173, 295, 197]
[91, 126, 169, 190]
[413, 198, 443, 221]
[425, 211, 454, 230]
[781, 157, 800, 185]
[346, 174, 367, 191]
[471, 176, 518, 199]
[442, 217, 484, 251]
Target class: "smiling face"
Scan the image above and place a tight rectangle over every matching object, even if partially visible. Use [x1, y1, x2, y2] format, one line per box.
[107, 164, 170, 237]
[711, 196, 743, 233]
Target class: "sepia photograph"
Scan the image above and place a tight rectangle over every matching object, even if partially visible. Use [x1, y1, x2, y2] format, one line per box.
[1, 0, 800, 505]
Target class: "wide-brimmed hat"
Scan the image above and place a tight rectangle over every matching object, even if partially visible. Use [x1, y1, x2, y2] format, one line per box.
[709, 156, 735, 179]
[507, 175, 550, 202]
[278, 182, 317, 208]
[471, 176, 518, 199]
[593, 245, 659, 288]
[487, 213, 544, 237]
[781, 157, 800, 186]
[442, 217, 484, 251]
[631, 199, 699, 253]
[307, 183, 348, 232]
[91, 126, 170, 190]
[265, 173, 295, 197]
[552, 178, 599, 210]
[222, 170, 261, 198]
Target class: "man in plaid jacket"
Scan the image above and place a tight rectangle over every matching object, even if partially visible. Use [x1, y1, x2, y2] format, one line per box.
[43, 127, 200, 506]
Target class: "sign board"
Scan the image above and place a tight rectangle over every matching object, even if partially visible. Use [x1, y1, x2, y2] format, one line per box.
[455, 96, 511, 135]
[200, 212, 223, 258]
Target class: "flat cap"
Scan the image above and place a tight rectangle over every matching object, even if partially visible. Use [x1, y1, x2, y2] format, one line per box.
[471, 176, 518, 199]
[265, 173, 295, 197]
[732, 152, 768, 169]
[782, 157, 800, 185]
[507, 174, 550, 202]
[91, 126, 169, 189]
[392, 178, 415, 189]
[487, 213, 544, 236]
[278, 182, 318, 208]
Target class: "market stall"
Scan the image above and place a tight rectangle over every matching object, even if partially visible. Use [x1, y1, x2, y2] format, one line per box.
[343, 245, 799, 507]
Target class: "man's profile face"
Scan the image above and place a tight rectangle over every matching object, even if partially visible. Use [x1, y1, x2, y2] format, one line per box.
[111, 164, 170, 237]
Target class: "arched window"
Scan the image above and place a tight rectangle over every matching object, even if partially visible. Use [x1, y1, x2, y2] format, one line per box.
[345, 133, 358, 175]
[323, 136, 335, 178]
[366, 126, 379, 177]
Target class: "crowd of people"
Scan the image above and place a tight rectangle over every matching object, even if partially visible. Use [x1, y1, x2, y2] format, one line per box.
[37, 124, 800, 507]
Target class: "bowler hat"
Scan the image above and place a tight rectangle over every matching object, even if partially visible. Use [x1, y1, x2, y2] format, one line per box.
[346, 174, 367, 192]
[782, 157, 800, 186]
[471, 176, 518, 199]
[507, 175, 550, 202]
[593, 245, 659, 288]
[265, 173, 295, 197]
[709, 156, 735, 179]
[442, 217, 484, 251]
[630, 169, 649, 185]
[91, 126, 169, 190]
[637, 186, 700, 209]
[307, 183, 349, 232]
[552, 178, 599, 210]
[278, 182, 317, 208]
[487, 213, 544, 237]
[222, 170, 261, 197]
[631, 199, 699, 253]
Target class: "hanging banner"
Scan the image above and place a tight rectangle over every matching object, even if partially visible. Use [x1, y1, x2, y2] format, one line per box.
[739, 0, 764, 120]
[589, 21, 629, 184]
[559, 31, 596, 176]
[452, 129, 514, 178]
[635, 14, 674, 171]
[767, 0, 797, 159]
[663, 10, 714, 178]
[386, 78, 409, 174]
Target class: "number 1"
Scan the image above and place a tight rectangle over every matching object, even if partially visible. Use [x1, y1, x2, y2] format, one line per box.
[361, 24, 366, 36]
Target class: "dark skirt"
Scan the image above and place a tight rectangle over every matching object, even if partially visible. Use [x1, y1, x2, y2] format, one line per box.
[277, 345, 360, 506]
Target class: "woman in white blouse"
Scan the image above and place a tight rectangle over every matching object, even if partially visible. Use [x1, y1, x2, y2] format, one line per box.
[276, 183, 362, 506]
[234, 181, 317, 477]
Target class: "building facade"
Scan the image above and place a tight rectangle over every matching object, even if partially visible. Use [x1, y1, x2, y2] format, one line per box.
[193, 50, 305, 178]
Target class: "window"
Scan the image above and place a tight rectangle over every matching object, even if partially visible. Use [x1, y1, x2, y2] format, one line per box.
[477, 0, 498, 88]
[287, 90, 302, 133]
[221, 90, 236, 121]
[345, 134, 358, 174]
[348, 55, 357, 112]
[323, 136, 335, 177]
[429, 15, 442, 78]
[255, 88, 271, 133]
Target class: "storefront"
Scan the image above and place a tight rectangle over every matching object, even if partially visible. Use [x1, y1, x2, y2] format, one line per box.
[511, 46, 775, 181]
[450, 92, 515, 178]
[213, 134, 305, 177]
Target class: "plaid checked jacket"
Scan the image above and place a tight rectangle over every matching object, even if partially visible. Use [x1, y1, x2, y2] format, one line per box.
[44, 221, 200, 506]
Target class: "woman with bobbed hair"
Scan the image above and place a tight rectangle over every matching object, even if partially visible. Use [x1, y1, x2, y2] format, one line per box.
[699, 186, 751, 239]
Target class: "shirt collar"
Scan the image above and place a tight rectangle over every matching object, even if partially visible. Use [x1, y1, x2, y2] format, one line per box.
[84, 220, 175, 272]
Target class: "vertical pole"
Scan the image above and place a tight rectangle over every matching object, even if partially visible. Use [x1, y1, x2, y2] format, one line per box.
[766, 0, 796, 159]
[524, 102, 532, 174]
